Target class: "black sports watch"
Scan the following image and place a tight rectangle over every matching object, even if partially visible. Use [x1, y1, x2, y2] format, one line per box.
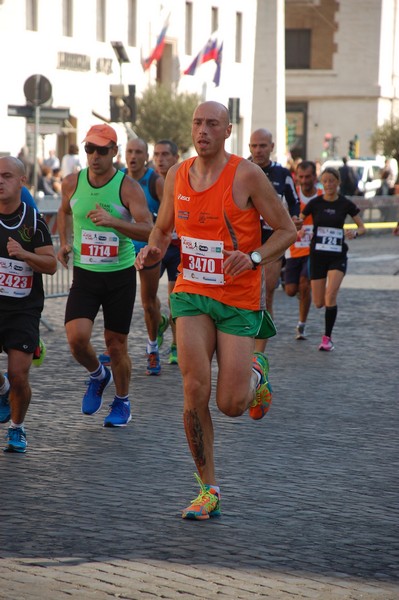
[249, 251, 262, 269]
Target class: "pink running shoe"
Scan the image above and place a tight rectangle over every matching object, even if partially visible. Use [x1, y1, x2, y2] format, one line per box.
[318, 335, 334, 352]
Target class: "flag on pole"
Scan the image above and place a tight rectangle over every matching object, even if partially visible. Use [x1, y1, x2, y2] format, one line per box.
[183, 33, 220, 76]
[213, 42, 223, 87]
[142, 14, 170, 71]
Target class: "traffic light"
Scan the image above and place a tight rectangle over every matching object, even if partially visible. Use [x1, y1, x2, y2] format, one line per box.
[322, 133, 333, 158]
[354, 134, 360, 158]
[286, 122, 296, 147]
[348, 139, 355, 158]
[110, 84, 136, 123]
[323, 133, 332, 151]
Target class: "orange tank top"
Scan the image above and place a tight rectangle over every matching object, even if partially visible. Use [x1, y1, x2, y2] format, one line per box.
[285, 187, 322, 259]
[173, 154, 265, 310]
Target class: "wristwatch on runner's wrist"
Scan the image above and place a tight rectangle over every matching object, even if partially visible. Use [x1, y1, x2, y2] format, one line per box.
[249, 251, 262, 269]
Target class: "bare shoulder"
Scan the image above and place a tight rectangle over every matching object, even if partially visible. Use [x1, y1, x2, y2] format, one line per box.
[164, 162, 180, 191]
[234, 158, 271, 197]
[165, 161, 181, 180]
[61, 172, 79, 196]
[236, 157, 266, 181]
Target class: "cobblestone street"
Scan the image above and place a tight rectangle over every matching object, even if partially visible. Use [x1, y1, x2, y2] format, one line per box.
[1, 233, 398, 600]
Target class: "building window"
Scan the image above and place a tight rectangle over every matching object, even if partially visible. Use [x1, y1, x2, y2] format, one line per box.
[211, 7, 218, 33]
[26, 0, 38, 31]
[286, 29, 311, 69]
[97, 0, 106, 42]
[185, 2, 193, 55]
[63, 0, 73, 37]
[235, 12, 242, 63]
[286, 102, 308, 160]
[127, 0, 137, 47]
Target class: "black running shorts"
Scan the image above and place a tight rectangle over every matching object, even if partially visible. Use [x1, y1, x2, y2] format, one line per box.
[65, 266, 136, 334]
[0, 311, 40, 354]
[309, 253, 348, 280]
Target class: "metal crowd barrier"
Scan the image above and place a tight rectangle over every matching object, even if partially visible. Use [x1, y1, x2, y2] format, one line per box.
[352, 194, 399, 227]
[36, 196, 72, 299]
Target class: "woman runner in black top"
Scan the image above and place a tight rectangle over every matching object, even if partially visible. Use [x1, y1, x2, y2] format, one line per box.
[300, 167, 366, 351]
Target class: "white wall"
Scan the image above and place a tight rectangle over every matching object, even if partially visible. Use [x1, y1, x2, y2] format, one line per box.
[0, 0, 258, 160]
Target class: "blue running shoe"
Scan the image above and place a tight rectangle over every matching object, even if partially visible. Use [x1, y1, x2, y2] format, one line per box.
[146, 351, 161, 376]
[4, 427, 27, 453]
[157, 313, 169, 348]
[82, 367, 113, 415]
[103, 398, 132, 427]
[98, 352, 111, 366]
[0, 374, 11, 424]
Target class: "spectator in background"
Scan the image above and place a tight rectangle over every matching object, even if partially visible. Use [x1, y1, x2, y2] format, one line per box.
[378, 159, 396, 196]
[338, 157, 358, 197]
[43, 150, 60, 171]
[17, 146, 34, 188]
[51, 168, 62, 195]
[37, 165, 57, 197]
[113, 152, 125, 171]
[60, 144, 82, 178]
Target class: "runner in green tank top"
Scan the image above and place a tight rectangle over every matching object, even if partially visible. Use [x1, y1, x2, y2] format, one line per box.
[57, 124, 153, 428]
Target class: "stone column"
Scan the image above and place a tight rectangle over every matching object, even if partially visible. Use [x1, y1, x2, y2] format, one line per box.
[251, 0, 286, 164]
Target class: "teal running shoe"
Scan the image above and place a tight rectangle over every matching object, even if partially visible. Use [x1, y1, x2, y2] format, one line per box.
[4, 427, 27, 453]
[249, 352, 272, 420]
[0, 374, 10, 424]
[182, 473, 221, 520]
[157, 313, 169, 347]
[82, 367, 113, 415]
[104, 398, 131, 427]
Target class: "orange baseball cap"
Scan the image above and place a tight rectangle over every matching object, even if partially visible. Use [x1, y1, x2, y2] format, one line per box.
[82, 124, 117, 146]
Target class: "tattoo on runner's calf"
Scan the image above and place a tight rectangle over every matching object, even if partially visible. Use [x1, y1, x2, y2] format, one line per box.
[184, 409, 205, 468]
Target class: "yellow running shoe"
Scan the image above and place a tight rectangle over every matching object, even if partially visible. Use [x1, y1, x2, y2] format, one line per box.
[168, 343, 178, 365]
[249, 351, 272, 420]
[157, 313, 169, 347]
[182, 473, 221, 520]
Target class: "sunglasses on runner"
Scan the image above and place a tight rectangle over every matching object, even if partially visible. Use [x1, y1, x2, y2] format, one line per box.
[84, 143, 114, 155]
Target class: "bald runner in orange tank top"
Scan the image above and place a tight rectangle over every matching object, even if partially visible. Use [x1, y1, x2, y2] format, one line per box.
[135, 101, 297, 520]
[173, 154, 264, 311]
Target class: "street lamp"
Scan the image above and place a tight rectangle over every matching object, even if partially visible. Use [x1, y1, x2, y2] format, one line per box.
[111, 41, 130, 84]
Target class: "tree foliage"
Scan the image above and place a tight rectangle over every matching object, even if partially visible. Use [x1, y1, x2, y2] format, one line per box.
[370, 118, 399, 159]
[134, 86, 201, 153]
